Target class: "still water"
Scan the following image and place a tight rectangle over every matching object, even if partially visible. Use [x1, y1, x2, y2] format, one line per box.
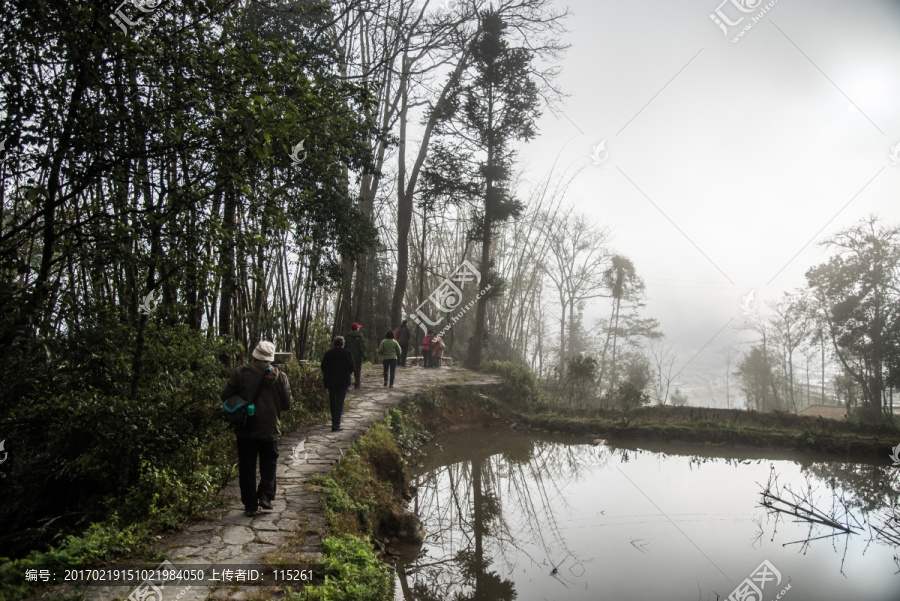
[394, 428, 900, 601]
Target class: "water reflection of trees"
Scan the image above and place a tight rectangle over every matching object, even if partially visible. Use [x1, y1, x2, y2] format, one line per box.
[396, 436, 606, 600]
[758, 465, 900, 574]
[803, 461, 900, 512]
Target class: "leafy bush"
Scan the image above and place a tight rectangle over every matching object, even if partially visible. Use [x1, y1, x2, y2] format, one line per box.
[0, 320, 235, 553]
[614, 381, 650, 411]
[0, 317, 332, 569]
[290, 535, 391, 601]
[482, 360, 541, 408]
[280, 361, 330, 430]
[0, 519, 152, 601]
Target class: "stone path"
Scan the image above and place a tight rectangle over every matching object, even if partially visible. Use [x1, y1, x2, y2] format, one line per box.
[82, 365, 499, 600]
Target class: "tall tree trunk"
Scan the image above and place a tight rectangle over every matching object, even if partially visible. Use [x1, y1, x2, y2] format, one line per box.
[598, 303, 615, 393]
[219, 187, 237, 362]
[610, 296, 621, 392]
[391, 52, 470, 327]
[468, 198, 491, 366]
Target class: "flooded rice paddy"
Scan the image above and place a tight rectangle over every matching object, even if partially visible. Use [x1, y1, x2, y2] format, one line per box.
[394, 428, 900, 601]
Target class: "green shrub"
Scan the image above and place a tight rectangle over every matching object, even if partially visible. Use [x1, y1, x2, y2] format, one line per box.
[0, 519, 153, 601]
[281, 361, 330, 430]
[482, 360, 541, 408]
[288, 535, 391, 601]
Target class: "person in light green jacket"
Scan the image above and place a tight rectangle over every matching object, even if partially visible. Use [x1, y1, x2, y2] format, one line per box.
[377, 330, 403, 388]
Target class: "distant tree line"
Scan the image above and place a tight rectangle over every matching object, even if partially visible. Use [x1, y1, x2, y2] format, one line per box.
[735, 217, 900, 421]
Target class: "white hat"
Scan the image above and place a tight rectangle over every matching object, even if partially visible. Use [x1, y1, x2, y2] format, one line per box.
[252, 341, 276, 362]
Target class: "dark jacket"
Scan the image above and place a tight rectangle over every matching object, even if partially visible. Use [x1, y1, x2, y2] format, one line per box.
[221, 362, 292, 441]
[345, 329, 367, 364]
[397, 325, 411, 344]
[321, 347, 355, 391]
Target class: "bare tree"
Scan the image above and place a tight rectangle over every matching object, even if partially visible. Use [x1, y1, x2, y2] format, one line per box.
[543, 207, 611, 369]
[648, 336, 678, 405]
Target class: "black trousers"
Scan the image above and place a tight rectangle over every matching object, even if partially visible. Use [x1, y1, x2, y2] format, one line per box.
[328, 386, 348, 430]
[399, 342, 409, 366]
[383, 359, 397, 385]
[236, 437, 279, 511]
[422, 349, 432, 368]
[353, 360, 362, 387]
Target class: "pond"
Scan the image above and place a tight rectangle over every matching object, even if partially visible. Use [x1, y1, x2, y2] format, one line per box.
[393, 428, 900, 601]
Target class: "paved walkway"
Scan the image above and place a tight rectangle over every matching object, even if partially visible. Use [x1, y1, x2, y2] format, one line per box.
[83, 365, 499, 600]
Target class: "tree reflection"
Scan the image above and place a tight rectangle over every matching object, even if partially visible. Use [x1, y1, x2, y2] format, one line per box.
[395, 433, 604, 600]
[758, 466, 900, 574]
[803, 461, 900, 512]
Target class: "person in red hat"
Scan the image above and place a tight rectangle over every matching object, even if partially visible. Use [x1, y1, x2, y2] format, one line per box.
[344, 322, 367, 388]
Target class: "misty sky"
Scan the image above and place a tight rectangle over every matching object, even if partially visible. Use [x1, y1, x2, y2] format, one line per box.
[515, 0, 900, 379]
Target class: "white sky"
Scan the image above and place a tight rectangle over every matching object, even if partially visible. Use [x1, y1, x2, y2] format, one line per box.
[515, 0, 900, 379]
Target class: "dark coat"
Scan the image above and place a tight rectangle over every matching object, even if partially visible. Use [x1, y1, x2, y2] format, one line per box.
[221, 362, 292, 441]
[321, 347, 355, 391]
[397, 325, 411, 344]
[344, 330, 367, 364]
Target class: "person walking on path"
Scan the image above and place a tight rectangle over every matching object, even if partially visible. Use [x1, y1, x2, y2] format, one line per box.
[344, 322, 367, 388]
[397, 320, 411, 367]
[320, 336, 355, 432]
[421, 331, 433, 368]
[431, 332, 446, 368]
[377, 331, 403, 387]
[221, 341, 293, 517]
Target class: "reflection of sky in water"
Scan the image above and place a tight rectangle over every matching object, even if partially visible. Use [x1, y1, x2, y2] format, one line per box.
[394, 429, 900, 601]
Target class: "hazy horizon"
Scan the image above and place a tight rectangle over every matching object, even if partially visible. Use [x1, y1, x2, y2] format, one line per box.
[512, 0, 900, 403]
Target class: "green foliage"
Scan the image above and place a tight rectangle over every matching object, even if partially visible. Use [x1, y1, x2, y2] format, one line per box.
[310, 421, 406, 540]
[309, 474, 373, 538]
[0, 332, 331, 575]
[567, 354, 599, 382]
[0, 322, 236, 553]
[353, 423, 405, 493]
[0, 519, 152, 601]
[613, 381, 649, 411]
[292, 418, 408, 601]
[288, 535, 391, 601]
[280, 362, 330, 430]
[482, 360, 541, 407]
[0, 0, 380, 562]
[121, 459, 235, 532]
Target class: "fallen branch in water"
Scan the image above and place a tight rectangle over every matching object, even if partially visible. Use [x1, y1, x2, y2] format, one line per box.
[759, 469, 864, 536]
[761, 491, 859, 533]
[871, 505, 900, 547]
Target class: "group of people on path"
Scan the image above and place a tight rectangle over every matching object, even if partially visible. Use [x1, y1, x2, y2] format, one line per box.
[420, 330, 445, 368]
[320, 321, 446, 425]
[220, 326, 447, 517]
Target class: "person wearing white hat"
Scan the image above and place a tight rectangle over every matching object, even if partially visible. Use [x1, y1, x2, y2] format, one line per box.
[221, 341, 293, 516]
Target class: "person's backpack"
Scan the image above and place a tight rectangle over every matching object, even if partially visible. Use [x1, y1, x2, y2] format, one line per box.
[222, 366, 272, 427]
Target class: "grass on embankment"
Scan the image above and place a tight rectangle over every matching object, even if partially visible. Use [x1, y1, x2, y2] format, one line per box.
[267, 386, 505, 601]
[267, 413, 410, 601]
[480, 361, 899, 458]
